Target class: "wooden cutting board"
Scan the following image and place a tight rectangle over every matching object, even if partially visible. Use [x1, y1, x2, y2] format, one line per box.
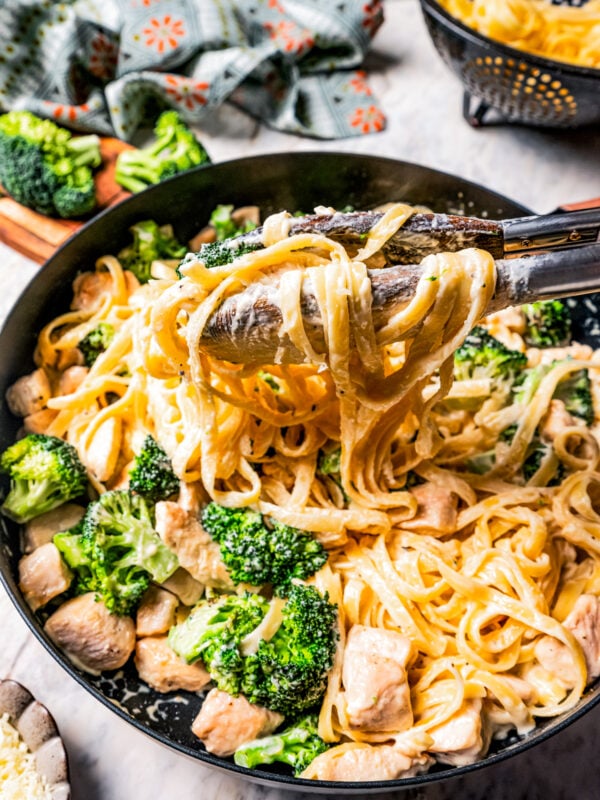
[0, 137, 132, 264]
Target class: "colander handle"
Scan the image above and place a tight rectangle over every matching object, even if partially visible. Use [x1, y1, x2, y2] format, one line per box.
[501, 207, 600, 257]
[494, 243, 600, 311]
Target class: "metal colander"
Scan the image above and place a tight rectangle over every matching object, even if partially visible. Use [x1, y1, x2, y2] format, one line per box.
[420, 0, 600, 128]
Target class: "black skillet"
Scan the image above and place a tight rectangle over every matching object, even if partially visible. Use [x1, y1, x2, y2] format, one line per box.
[1, 152, 600, 794]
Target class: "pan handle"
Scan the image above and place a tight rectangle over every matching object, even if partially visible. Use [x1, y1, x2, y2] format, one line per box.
[558, 197, 600, 213]
[494, 243, 600, 311]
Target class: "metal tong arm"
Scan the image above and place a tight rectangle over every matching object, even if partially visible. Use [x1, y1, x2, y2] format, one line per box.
[199, 244, 600, 365]
[494, 243, 600, 309]
[501, 208, 600, 258]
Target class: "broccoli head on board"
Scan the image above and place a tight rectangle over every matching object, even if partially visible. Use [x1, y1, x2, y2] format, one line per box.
[54, 490, 179, 616]
[169, 583, 338, 716]
[129, 435, 180, 504]
[201, 502, 327, 594]
[118, 220, 187, 284]
[234, 713, 330, 776]
[0, 434, 88, 523]
[0, 110, 101, 218]
[522, 299, 571, 348]
[115, 110, 210, 194]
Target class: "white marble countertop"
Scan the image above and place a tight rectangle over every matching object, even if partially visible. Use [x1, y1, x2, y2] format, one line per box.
[2, 2, 600, 798]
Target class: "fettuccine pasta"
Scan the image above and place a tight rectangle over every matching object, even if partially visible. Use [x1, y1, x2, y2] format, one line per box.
[438, 0, 600, 68]
[12, 203, 600, 782]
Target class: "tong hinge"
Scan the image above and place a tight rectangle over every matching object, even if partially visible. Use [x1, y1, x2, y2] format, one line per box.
[502, 208, 600, 258]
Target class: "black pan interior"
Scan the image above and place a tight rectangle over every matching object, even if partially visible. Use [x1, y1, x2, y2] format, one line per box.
[1, 152, 599, 794]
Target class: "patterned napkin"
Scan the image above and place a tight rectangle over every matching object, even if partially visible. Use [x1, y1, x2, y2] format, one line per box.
[0, 0, 386, 140]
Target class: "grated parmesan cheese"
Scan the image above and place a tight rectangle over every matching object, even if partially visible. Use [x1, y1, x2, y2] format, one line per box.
[0, 713, 52, 800]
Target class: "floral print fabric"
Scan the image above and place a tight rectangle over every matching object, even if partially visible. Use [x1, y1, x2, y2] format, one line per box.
[0, 0, 385, 140]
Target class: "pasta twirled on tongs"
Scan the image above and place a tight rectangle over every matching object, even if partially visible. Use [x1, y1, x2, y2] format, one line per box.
[7, 204, 600, 782]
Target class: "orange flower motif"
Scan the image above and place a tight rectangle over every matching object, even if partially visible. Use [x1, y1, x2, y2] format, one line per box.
[349, 70, 372, 96]
[350, 105, 385, 134]
[268, 0, 284, 10]
[49, 102, 90, 122]
[362, 1, 383, 36]
[143, 15, 185, 54]
[164, 75, 209, 109]
[264, 20, 314, 56]
[89, 33, 118, 80]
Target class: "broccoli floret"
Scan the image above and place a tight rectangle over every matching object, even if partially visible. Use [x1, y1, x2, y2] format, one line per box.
[176, 204, 262, 275]
[118, 219, 187, 283]
[193, 240, 263, 270]
[317, 447, 341, 476]
[522, 300, 571, 348]
[250, 583, 338, 715]
[514, 362, 594, 425]
[55, 490, 179, 616]
[129, 435, 180, 504]
[522, 442, 550, 482]
[257, 371, 280, 392]
[234, 713, 329, 776]
[168, 592, 270, 696]
[454, 326, 527, 386]
[554, 368, 594, 425]
[0, 110, 100, 218]
[316, 446, 349, 505]
[78, 322, 114, 367]
[115, 110, 210, 194]
[201, 503, 327, 594]
[210, 204, 258, 241]
[0, 434, 87, 523]
[169, 583, 338, 715]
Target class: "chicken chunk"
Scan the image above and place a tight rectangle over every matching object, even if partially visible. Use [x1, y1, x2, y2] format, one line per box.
[72, 271, 109, 311]
[58, 366, 89, 396]
[534, 635, 579, 690]
[540, 399, 580, 443]
[500, 675, 537, 705]
[160, 567, 204, 607]
[564, 594, 600, 682]
[155, 501, 233, 590]
[135, 636, 211, 693]
[22, 503, 85, 553]
[534, 343, 593, 367]
[305, 744, 432, 781]
[22, 408, 58, 435]
[191, 689, 283, 757]
[343, 625, 414, 733]
[136, 585, 178, 637]
[18, 543, 72, 612]
[177, 481, 207, 515]
[56, 348, 84, 371]
[45, 593, 135, 674]
[428, 699, 486, 766]
[403, 483, 458, 535]
[6, 368, 51, 418]
[84, 416, 122, 483]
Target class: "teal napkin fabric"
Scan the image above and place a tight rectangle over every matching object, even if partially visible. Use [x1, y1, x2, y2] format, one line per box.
[0, 0, 386, 140]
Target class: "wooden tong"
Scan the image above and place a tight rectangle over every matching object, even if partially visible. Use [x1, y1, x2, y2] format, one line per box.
[197, 209, 600, 365]
[211, 207, 600, 263]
